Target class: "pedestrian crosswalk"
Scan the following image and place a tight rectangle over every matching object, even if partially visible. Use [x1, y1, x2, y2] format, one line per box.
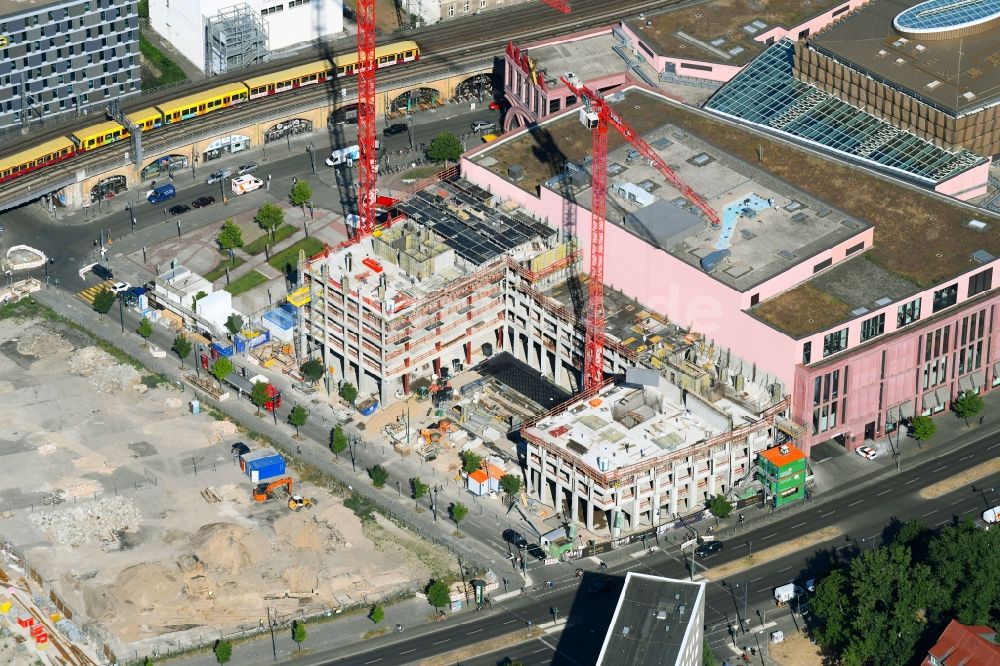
[78, 281, 113, 305]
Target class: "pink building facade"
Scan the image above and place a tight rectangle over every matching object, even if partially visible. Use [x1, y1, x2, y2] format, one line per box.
[463, 89, 1000, 457]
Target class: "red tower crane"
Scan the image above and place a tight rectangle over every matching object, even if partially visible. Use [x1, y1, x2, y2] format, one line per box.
[560, 77, 721, 391]
[356, 0, 378, 238]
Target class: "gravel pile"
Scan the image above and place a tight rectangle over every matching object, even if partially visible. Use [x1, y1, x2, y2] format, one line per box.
[15, 326, 73, 357]
[68, 346, 141, 393]
[28, 496, 142, 545]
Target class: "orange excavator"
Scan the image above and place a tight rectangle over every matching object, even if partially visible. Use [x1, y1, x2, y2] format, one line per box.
[253, 477, 292, 503]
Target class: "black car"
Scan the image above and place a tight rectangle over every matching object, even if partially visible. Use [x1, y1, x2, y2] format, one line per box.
[168, 204, 190, 216]
[502, 529, 528, 549]
[383, 123, 408, 137]
[526, 544, 546, 560]
[91, 263, 114, 280]
[695, 540, 724, 557]
[588, 578, 612, 595]
[192, 196, 216, 208]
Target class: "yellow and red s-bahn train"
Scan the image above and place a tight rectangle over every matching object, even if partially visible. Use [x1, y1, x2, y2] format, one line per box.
[0, 41, 419, 185]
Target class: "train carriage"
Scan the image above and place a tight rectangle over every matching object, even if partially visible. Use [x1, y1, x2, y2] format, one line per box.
[156, 83, 249, 124]
[125, 106, 165, 132]
[0, 136, 76, 184]
[72, 120, 130, 152]
[244, 40, 420, 99]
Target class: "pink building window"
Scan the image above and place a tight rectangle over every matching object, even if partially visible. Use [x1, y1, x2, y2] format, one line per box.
[812, 367, 847, 435]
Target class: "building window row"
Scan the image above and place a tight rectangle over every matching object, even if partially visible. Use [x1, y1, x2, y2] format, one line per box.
[933, 283, 958, 313]
[968, 268, 992, 298]
[823, 327, 848, 357]
[860, 313, 884, 341]
[897, 298, 921, 327]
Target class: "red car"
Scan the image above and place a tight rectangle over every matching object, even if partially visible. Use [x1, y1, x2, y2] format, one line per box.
[489, 101, 500, 111]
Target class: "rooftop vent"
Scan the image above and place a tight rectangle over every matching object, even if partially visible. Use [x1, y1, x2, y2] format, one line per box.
[962, 91, 977, 101]
[779, 444, 790, 455]
[926, 80, 942, 89]
[915, 44, 926, 52]
[894, 58, 906, 66]
[875, 297, 893, 307]
[876, 49, 888, 58]
[656, 609, 668, 620]
[622, 626, 631, 636]
[852, 307, 870, 316]
[508, 165, 524, 182]
[967, 219, 988, 232]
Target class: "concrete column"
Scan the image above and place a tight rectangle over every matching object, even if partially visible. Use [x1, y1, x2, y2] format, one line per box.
[496, 326, 504, 350]
[652, 471, 663, 528]
[632, 476, 642, 527]
[668, 462, 679, 516]
[586, 481, 596, 532]
[537, 448, 547, 498]
[402, 373, 410, 394]
[378, 378, 388, 407]
[464, 341, 472, 365]
[433, 357, 441, 377]
[569, 470, 579, 525]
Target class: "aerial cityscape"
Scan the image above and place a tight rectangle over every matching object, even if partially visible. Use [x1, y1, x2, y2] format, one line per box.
[0, 0, 998, 664]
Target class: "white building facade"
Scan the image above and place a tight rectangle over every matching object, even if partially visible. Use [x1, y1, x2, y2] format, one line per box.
[149, 0, 344, 73]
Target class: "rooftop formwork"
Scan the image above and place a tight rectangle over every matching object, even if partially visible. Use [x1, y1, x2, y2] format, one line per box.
[204, 3, 270, 76]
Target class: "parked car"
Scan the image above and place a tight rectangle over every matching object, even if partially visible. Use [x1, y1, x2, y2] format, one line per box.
[527, 544, 546, 560]
[206, 169, 231, 184]
[502, 529, 528, 549]
[471, 120, 497, 132]
[168, 204, 190, 216]
[191, 196, 216, 208]
[588, 578, 612, 595]
[383, 123, 408, 136]
[91, 263, 114, 280]
[695, 540, 724, 558]
[110, 281, 132, 294]
[237, 162, 258, 176]
[856, 445, 877, 460]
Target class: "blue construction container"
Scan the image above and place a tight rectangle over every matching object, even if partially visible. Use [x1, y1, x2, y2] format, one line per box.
[211, 342, 234, 357]
[247, 455, 286, 482]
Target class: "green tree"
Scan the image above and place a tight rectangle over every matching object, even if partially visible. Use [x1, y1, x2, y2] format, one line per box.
[499, 474, 521, 496]
[953, 390, 984, 426]
[909, 415, 936, 443]
[136, 317, 153, 347]
[290, 180, 313, 208]
[708, 495, 733, 521]
[216, 218, 244, 261]
[702, 637, 715, 666]
[254, 202, 285, 240]
[224, 313, 244, 336]
[460, 450, 482, 474]
[369, 464, 388, 488]
[141, 657, 155, 666]
[191, 290, 208, 313]
[427, 132, 463, 162]
[250, 381, 270, 416]
[410, 477, 429, 508]
[426, 579, 451, 609]
[368, 605, 384, 624]
[503, 660, 525, 666]
[340, 382, 358, 405]
[329, 424, 348, 459]
[292, 620, 307, 651]
[213, 639, 232, 665]
[450, 501, 469, 525]
[172, 333, 192, 368]
[288, 404, 309, 436]
[210, 357, 233, 388]
[927, 520, 1000, 626]
[300, 358, 324, 383]
[91, 288, 115, 316]
[811, 567, 853, 656]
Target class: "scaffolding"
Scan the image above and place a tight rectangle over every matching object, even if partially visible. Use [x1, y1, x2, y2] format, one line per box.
[204, 4, 269, 76]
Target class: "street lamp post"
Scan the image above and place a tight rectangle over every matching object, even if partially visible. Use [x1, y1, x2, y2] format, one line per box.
[307, 144, 316, 174]
[118, 297, 125, 333]
[396, 480, 401, 498]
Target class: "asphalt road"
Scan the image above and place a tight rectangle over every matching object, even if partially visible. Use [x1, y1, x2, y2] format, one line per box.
[287, 426, 1000, 666]
[0, 104, 495, 290]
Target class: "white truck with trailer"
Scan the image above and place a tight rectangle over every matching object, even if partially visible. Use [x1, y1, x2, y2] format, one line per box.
[774, 583, 799, 606]
[983, 506, 1000, 525]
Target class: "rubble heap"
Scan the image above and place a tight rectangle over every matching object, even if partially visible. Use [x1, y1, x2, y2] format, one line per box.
[29, 496, 142, 545]
[15, 326, 73, 358]
[68, 346, 141, 393]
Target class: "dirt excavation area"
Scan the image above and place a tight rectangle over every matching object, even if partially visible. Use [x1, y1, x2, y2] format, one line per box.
[0, 315, 452, 658]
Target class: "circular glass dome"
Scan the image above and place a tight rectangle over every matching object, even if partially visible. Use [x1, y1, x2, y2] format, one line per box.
[893, 0, 1000, 40]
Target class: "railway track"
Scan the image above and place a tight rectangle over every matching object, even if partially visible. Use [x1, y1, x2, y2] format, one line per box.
[0, 0, 688, 209]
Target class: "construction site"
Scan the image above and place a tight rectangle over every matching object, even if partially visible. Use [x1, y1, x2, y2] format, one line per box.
[0, 315, 454, 663]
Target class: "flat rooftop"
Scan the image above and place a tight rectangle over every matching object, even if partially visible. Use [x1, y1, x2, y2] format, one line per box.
[528, 32, 628, 88]
[624, 0, 853, 66]
[475, 88, 868, 292]
[525, 384, 722, 473]
[597, 573, 705, 666]
[807, 0, 1000, 115]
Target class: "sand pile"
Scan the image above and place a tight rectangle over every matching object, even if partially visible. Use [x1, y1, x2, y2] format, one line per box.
[85, 564, 182, 618]
[282, 566, 318, 593]
[191, 523, 269, 574]
[16, 326, 73, 357]
[69, 347, 141, 393]
[207, 420, 238, 444]
[274, 513, 326, 551]
[29, 495, 141, 545]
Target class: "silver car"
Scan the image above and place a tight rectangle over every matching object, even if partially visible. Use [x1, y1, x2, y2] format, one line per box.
[237, 162, 259, 176]
[206, 168, 231, 184]
[471, 120, 496, 132]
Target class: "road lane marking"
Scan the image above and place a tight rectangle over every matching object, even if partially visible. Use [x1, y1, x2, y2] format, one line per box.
[503, 620, 516, 625]
[951, 498, 965, 506]
[531, 648, 549, 654]
[905, 477, 920, 484]
[761, 533, 777, 540]
[921, 510, 937, 517]
[432, 639, 450, 645]
[790, 522, 806, 529]
[467, 628, 483, 635]
[960, 455, 973, 461]
[932, 465, 948, 473]
[363, 660, 382, 664]
[820, 510, 835, 518]
[848, 500, 864, 507]
[757, 587, 771, 593]
[777, 566, 792, 573]
[399, 650, 415, 655]
[988, 443, 999, 450]
[749, 577, 763, 583]
[876, 489, 892, 496]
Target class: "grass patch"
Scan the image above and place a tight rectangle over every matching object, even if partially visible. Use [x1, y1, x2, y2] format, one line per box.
[139, 34, 186, 87]
[224, 270, 269, 296]
[203, 257, 245, 282]
[362, 627, 388, 640]
[243, 224, 297, 255]
[344, 492, 378, 524]
[752, 283, 854, 338]
[267, 237, 326, 272]
[400, 165, 441, 180]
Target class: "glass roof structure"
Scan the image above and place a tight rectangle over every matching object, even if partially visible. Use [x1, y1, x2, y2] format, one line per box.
[703, 40, 986, 186]
[893, 0, 1000, 38]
